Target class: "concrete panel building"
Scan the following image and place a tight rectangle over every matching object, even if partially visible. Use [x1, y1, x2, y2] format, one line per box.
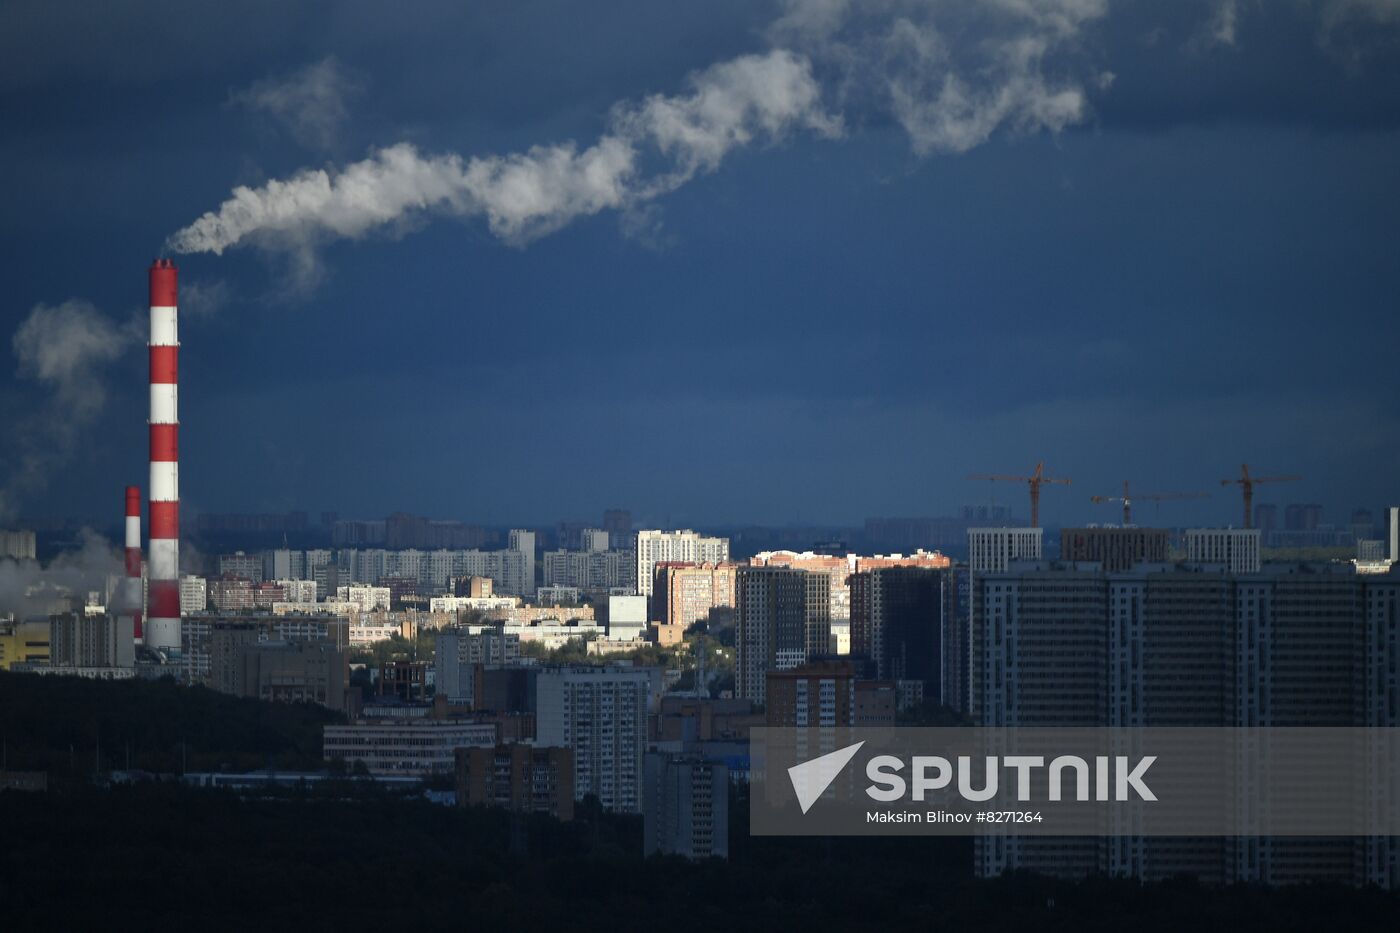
[456, 744, 574, 820]
[536, 667, 651, 813]
[644, 753, 728, 859]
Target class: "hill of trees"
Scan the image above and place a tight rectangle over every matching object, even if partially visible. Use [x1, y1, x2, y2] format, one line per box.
[0, 671, 338, 778]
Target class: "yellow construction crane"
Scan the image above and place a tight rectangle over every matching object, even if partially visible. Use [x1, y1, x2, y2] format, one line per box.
[968, 461, 1071, 528]
[1090, 480, 1209, 525]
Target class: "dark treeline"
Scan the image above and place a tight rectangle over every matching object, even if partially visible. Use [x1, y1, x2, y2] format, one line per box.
[0, 671, 337, 776]
[2, 674, 1398, 930]
[2, 784, 1397, 931]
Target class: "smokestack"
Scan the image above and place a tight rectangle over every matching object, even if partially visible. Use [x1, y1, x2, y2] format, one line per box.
[147, 260, 181, 653]
[125, 485, 143, 643]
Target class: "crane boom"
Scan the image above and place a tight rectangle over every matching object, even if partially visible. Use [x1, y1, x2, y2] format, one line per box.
[967, 461, 1071, 528]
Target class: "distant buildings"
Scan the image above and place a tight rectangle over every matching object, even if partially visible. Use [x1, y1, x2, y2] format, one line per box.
[0, 530, 36, 561]
[635, 530, 729, 598]
[0, 621, 50, 670]
[205, 618, 349, 711]
[536, 667, 651, 813]
[542, 545, 636, 594]
[218, 551, 263, 583]
[644, 753, 728, 859]
[1059, 527, 1169, 573]
[1184, 527, 1261, 574]
[456, 744, 574, 821]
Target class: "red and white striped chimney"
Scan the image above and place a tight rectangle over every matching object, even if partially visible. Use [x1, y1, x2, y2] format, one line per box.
[125, 485, 143, 643]
[147, 259, 181, 653]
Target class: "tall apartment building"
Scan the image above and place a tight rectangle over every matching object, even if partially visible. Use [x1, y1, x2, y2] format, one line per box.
[848, 566, 954, 704]
[643, 753, 729, 859]
[508, 529, 536, 598]
[0, 530, 37, 561]
[973, 560, 1400, 887]
[209, 575, 254, 613]
[542, 547, 636, 593]
[1060, 527, 1169, 573]
[635, 530, 729, 598]
[1185, 528, 1261, 574]
[653, 562, 738, 630]
[48, 612, 135, 670]
[749, 551, 854, 623]
[434, 627, 520, 703]
[263, 548, 305, 581]
[963, 528, 1042, 718]
[967, 528, 1043, 574]
[735, 566, 830, 704]
[179, 574, 207, 614]
[456, 744, 575, 820]
[535, 667, 652, 813]
[218, 552, 263, 583]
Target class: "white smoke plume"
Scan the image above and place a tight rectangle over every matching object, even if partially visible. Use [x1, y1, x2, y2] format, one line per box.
[168, 3, 1112, 259]
[0, 528, 125, 620]
[229, 55, 362, 151]
[168, 50, 838, 257]
[2, 300, 139, 520]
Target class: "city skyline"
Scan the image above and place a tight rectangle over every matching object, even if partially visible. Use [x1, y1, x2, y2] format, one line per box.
[3, 2, 1399, 527]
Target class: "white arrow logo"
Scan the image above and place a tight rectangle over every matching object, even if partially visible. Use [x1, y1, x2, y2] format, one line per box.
[787, 741, 865, 814]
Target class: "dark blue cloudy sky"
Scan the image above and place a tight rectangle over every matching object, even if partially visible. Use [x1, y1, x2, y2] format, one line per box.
[2, 0, 1398, 529]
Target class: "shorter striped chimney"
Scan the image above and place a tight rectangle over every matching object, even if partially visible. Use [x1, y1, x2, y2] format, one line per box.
[125, 485, 143, 642]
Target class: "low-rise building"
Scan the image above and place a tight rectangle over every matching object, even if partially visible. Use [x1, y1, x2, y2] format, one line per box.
[323, 720, 497, 775]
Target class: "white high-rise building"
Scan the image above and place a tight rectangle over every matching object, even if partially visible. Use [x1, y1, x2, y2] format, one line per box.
[536, 667, 652, 813]
[635, 530, 730, 598]
[1185, 528, 1261, 574]
[581, 528, 609, 552]
[509, 529, 536, 598]
[264, 549, 306, 582]
[179, 574, 207, 614]
[966, 528, 1043, 574]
